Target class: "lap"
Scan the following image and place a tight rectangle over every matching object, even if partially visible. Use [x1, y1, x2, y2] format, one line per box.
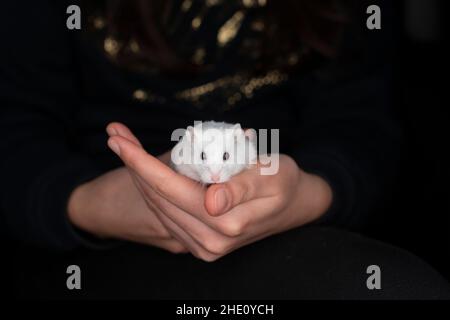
[12, 227, 450, 299]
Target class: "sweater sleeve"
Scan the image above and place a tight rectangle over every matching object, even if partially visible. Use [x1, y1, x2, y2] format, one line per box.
[289, 1, 402, 229]
[0, 1, 108, 250]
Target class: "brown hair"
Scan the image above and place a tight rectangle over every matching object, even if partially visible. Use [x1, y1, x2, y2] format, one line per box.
[100, 0, 349, 73]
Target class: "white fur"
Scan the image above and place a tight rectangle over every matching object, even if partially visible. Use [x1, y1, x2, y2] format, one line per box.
[171, 121, 257, 184]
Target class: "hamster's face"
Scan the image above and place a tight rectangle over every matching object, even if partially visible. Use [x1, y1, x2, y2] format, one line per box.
[191, 127, 252, 184]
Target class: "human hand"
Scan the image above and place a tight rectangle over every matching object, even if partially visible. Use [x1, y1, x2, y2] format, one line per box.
[107, 122, 333, 261]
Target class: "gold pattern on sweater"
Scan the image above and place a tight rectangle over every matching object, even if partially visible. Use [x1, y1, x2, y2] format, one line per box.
[175, 70, 288, 108]
[217, 11, 245, 47]
[103, 37, 120, 57]
[181, 0, 193, 12]
[86, 0, 302, 111]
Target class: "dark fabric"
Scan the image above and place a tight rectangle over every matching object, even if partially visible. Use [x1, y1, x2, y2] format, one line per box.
[0, 1, 401, 250]
[12, 227, 450, 299]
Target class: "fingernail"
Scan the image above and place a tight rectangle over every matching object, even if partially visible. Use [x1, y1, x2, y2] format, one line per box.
[108, 139, 121, 156]
[214, 189, 229, 214]
[107, 127, 118, 136]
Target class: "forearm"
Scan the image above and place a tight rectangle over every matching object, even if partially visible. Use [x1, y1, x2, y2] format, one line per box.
[66, 162, 187, 253]
[276, 162, 333, 233]
[67, 167, 142, 240]
[295, 169, 333, 226]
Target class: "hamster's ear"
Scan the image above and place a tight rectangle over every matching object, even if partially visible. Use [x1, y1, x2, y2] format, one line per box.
[244, 128, 257, 141]
[232, 123, 244, 137]
[186, 126, 195, 142]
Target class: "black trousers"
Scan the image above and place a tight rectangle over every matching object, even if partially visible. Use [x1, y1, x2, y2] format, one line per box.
[11, 227, 450, 300]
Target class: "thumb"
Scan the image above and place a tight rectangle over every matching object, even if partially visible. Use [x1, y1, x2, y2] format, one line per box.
[204, 174, 257, 216]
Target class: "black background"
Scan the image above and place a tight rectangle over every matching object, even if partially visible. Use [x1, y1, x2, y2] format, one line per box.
[367, 0, 450, 279]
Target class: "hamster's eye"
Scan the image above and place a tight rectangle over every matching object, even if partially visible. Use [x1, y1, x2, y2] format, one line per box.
[223, 152, 230, 161]
[201, 151, 207, 160]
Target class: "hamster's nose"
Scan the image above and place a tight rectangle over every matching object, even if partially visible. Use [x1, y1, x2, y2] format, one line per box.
[211, 173, 221, 183]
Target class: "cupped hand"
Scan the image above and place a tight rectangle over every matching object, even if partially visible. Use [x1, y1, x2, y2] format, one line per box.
[107, 122, 333, 262]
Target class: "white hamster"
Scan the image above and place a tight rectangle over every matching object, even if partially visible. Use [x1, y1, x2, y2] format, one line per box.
[171, 121, 257, 184]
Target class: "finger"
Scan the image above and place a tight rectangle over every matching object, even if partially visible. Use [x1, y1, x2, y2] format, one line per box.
[107, 134, 259, 238]
[106, 122, 142, 147]
[160, 194, 280, 257]
[108, 135, 176, 182]
[133, 173, 235, 256]
[128, 171, 201, 255]
[127, 169, 213, 257]
[145, 188, 222, 261]
[204, 167, 274, 216]
[157, 151, 172, 165]
[144, 237, 189, 254]
[154, 207, 221, 261]
[154, 210, 199, 256]
[130, 159, 271, 259]
[108, 135, 211, 218]
[222, 195, 284, 235]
